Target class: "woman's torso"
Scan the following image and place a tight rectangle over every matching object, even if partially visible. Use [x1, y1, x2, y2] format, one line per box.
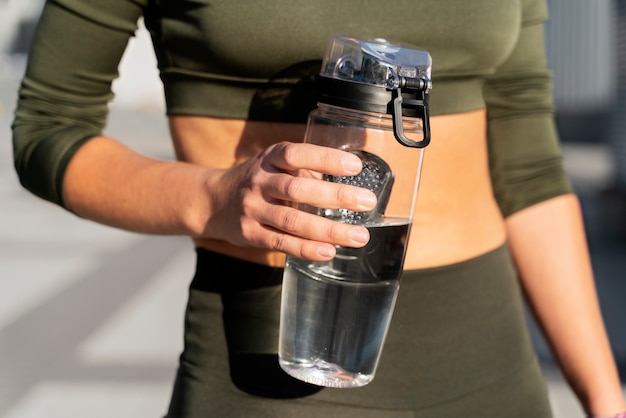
[146, 0, 523, 269]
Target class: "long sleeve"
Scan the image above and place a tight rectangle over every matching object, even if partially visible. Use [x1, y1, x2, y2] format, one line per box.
[12, 0, 148, 208]
[484, 0, 573, 218]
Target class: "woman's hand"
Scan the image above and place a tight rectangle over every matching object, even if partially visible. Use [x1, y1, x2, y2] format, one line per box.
[199, 142, 378, 261]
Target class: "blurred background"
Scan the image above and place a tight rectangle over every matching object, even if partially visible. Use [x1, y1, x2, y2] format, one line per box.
[0, 0, 624, 417]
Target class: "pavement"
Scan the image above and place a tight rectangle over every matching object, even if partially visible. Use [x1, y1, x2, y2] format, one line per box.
[0, 44, 625, 417]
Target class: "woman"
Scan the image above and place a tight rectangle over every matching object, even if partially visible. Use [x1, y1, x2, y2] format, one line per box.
[12, 0, 626, 416]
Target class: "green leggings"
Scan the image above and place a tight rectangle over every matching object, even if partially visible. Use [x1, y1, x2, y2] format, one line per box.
[165, 244, 553, 417]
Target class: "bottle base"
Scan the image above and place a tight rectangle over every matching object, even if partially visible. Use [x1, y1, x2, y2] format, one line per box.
[279, 358, 374, 388]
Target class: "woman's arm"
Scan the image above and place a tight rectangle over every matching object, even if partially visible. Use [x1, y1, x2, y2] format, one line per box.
[506, 194, 625, 416]
[484, 1, 625, 414]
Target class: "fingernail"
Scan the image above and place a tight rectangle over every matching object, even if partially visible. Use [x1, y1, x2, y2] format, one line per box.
[349, 227, 370, 245]
[357, 191, 377, 209]
[342, 156, 362, 174]
[317, 245, 336, 258]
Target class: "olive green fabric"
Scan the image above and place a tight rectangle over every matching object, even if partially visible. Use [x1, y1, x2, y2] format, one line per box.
[12, 0, 572, 215]
[482, 3, 574, 216]
[165, 245, 552, 417]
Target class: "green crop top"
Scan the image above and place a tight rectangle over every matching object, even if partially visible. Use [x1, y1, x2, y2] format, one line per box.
[12, 0, 572, 216]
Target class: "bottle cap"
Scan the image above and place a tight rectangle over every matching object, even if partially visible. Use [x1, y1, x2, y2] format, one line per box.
[320, 34, 432, 91]
[317, 34, 433, 148]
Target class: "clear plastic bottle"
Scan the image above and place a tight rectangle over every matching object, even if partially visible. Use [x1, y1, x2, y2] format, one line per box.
[278, 34, 432, 388]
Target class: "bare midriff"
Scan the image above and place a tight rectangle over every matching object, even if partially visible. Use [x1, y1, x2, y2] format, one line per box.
[168, 108, 507, 270]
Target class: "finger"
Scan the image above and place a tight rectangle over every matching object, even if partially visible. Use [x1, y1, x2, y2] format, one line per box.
[249, 224, 360, 262]
[265, 142, 364, 177]
[265, 229, 339, 261]
[266, 173, 378, 213]
[251, 205, 371, 250]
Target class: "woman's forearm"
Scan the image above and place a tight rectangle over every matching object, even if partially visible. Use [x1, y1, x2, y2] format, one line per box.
[505, 194, 625, 416]
[63, 135, 215, 236]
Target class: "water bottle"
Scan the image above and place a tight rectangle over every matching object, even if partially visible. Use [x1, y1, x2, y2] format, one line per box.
[278, 34, 432, 388]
